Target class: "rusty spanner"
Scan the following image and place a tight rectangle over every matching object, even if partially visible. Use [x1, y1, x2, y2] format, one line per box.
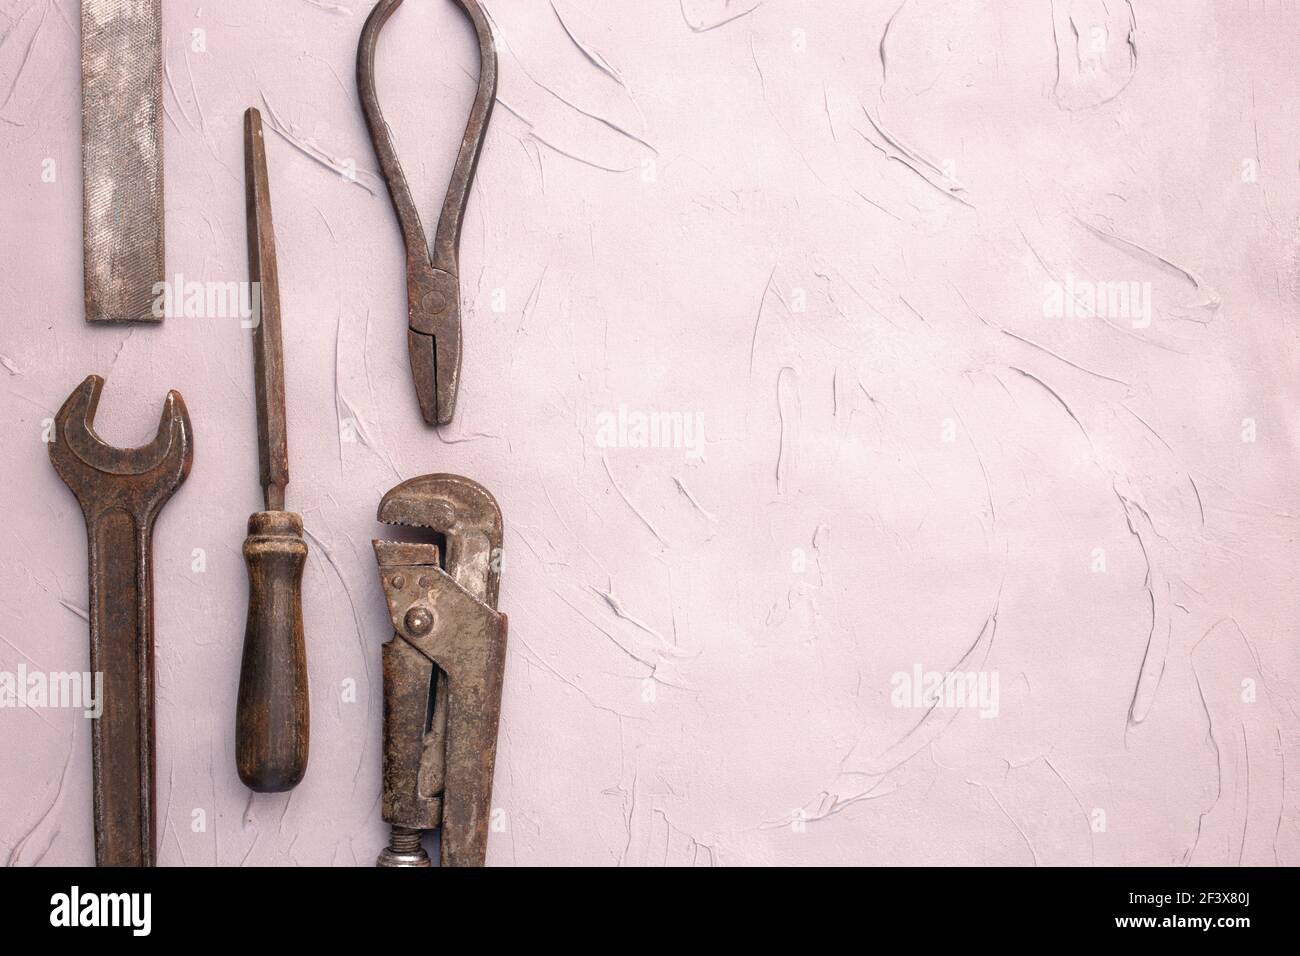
[372, 474, 506, 866]
[49, 375, 193, 866]
[357, 0, 498, 426]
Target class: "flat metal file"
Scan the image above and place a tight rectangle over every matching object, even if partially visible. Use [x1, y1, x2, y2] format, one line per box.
[81, 0, 165, 324]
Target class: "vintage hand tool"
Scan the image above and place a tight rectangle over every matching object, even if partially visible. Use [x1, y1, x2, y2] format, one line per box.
[49, 375, 193, 866]
[373, 475, 507, 867]
[81, 0, 164, 323]
[357, 0, 498, 425]
[235, 108, 310, 794]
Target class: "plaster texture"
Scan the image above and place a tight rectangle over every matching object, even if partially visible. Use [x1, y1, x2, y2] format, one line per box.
[1, 0, 1298, 866]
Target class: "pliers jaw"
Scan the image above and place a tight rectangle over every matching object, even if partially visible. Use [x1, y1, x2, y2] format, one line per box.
[406, 266, 462, 426]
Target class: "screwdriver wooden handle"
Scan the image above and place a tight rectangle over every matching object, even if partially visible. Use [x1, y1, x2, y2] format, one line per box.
[236, 510, 309, 792]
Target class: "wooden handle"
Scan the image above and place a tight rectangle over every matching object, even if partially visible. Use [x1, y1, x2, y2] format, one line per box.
[236, 510, 309, 792]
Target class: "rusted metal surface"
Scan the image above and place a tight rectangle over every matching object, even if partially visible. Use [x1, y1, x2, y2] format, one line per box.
[81, 0, 164, 324]
[48, 375, 193, 866]
[357, 0, 498, 425]
[373, 475, 507, 867]
[243, 108, 289, 515]
[236, 109, 310, 793]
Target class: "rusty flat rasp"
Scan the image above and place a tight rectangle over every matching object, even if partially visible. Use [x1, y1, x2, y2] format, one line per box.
[81, 0, 164, 324]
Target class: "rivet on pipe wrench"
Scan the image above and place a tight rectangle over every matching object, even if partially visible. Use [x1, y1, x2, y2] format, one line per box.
[372, 474, 507, 867]
[357, 0, 498, 426]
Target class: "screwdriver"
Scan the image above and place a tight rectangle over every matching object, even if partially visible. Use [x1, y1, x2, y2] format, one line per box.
[235, 108, 310, 792]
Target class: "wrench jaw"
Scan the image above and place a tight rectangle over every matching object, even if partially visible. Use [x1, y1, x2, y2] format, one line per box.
[51, 375, 193, 488]
[373, 475, 506, 867]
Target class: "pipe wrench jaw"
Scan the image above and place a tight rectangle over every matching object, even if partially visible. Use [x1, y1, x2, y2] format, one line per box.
[407, 267, 462, 426]
[376, 474, 503, 606]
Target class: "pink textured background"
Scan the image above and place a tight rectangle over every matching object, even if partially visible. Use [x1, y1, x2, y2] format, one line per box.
[2, 0, 1299, 866]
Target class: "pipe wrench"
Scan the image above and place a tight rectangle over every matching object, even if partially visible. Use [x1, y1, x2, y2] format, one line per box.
[372, 474, 506, 866]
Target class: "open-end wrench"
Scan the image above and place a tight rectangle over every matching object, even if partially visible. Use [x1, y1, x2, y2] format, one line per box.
[49, 375, 193, 866]
[373, 474, 506, 867]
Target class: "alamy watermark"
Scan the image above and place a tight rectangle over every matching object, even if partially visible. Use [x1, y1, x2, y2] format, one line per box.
[151, 274, 261, 326]
[1043, 274, 1152, 329]
[50, 886, 151, 936]
[594, 404, 705, 460]
[0, 665, 103, 718]
[890, 665, 999, 718]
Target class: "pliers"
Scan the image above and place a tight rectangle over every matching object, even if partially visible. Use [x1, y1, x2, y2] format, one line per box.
[357, 0, 498, 426]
